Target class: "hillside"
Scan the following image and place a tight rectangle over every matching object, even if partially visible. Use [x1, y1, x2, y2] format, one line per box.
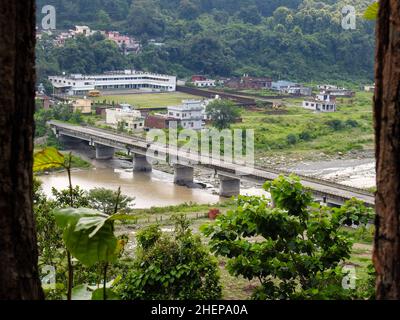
[36, 0, 375, 84]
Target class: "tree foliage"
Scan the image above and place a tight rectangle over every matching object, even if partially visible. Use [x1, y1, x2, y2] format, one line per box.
[202, 174, 373, 299]
[36, 0, 375, 82]
[116, 215, 222, 300]
[206, 99, 240, 129]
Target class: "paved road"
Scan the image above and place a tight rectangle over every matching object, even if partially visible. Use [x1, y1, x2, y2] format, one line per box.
[49, 121, 375, 205]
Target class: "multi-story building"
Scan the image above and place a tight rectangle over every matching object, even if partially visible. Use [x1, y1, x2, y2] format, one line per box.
[49, 70, 177, 96]
[167, 100, 205, 130]
[302, 94, 336, 112]
[106, 104, 144, 131]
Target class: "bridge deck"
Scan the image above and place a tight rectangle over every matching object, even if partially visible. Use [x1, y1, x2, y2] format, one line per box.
[49, 121, 375, 205]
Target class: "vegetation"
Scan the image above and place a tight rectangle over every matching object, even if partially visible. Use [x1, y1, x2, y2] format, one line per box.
[116, 215, 222, 300]
[36, 0, 375, 84]
[206, 99, 240, 129]
[33, 148, 376, 300]
[234, 92, 374, 161]
[35, 103, 83, 138]
[202, 174, 374, 299]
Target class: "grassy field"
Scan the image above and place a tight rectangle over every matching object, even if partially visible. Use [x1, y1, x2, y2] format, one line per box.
[233, 91, 374, 163]
[92, 92, 200, 108]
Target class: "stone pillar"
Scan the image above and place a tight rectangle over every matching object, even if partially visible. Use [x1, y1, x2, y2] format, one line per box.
[219, 174, 240, 197]
[95, 144, 115, 160]
[174, 164, 194, 186]
[133, 154, 152, 172]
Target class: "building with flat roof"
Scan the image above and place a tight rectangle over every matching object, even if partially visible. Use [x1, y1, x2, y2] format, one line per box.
[49, 70, 177, 96]
[106, 105, 144, 131]
[167, 100, 205, 130]
[71, 99, 92, 114]
[302, 94, 336, 113]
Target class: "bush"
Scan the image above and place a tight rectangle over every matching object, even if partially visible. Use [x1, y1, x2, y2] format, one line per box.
[116, 215, 222, 300]
[286, 133, 298, 145]
[345, 119, 359, 128]
[326, 119, 345, 131]
[299, 131, 312, 141]
[202, 175, 373, 300]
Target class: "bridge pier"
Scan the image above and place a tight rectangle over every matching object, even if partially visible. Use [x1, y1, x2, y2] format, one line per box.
[95, 144, 115, 160]
[219, 174, 240, 198]
[133, 154, 152, 172]
[174, 164, 194, 186]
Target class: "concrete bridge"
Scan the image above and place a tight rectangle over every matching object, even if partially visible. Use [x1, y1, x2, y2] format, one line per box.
[49, 121, 375, 207]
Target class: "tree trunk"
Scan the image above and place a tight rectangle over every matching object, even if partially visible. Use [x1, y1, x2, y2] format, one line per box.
[0, 1, 44, 299]
[373, 0, 400, 299]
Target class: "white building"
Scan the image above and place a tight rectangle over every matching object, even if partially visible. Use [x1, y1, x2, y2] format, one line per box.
[364, 84, 375, 92]
[317, 84, 338, 91]
[106, 105, 144, 131]
[49, 70, 177, 96]
[302, 94, 336, 112]
[286, 86, 312, 96]
[168, 100, 205, 130]
[193, 79, 216, 87]
[271, 80, 298, 92]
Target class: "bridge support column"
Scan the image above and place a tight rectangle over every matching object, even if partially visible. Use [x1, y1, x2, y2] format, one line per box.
[95, 144, 115, 160]
[133, 154, 152, 172]
[174, 164, 194, 186]
[219, 174, 240, 198]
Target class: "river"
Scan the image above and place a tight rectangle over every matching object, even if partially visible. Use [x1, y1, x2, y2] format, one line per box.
[38, 156, 268, 209]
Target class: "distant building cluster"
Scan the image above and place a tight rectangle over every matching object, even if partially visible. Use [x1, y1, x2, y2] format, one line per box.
[224, 76, 272, 90]
[37, 25, 141, 55]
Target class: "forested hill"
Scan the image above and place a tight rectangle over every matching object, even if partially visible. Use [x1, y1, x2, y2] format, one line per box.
[36, 0, 375, 83]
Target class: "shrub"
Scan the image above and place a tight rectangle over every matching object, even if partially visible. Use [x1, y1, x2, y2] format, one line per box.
[299, 131, 312, 141]
[116, 215, 222, 300]
[326, 119, 345, 131]
[202, 175, 373, 300]
[345, 119, 359, 128]
[286, 133, 298, 145]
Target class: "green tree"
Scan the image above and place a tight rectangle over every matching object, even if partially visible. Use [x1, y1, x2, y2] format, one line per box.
[206, 99, 240, 129]
[88, 188, 135, 215]
[117, 215, 222, 300]
[202, 174, 371, 299]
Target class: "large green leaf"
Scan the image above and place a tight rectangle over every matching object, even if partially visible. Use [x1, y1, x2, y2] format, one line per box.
[364, 2, 379, 20]
[54, 208, 119, 266]
[33, 147, 65, 172]
[71, 284, 93, 300]
[91, 288, 119, 300]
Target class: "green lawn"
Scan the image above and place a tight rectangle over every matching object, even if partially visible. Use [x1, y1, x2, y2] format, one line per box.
[92, 92, 200, 108]
[233, 91, 374, 161]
